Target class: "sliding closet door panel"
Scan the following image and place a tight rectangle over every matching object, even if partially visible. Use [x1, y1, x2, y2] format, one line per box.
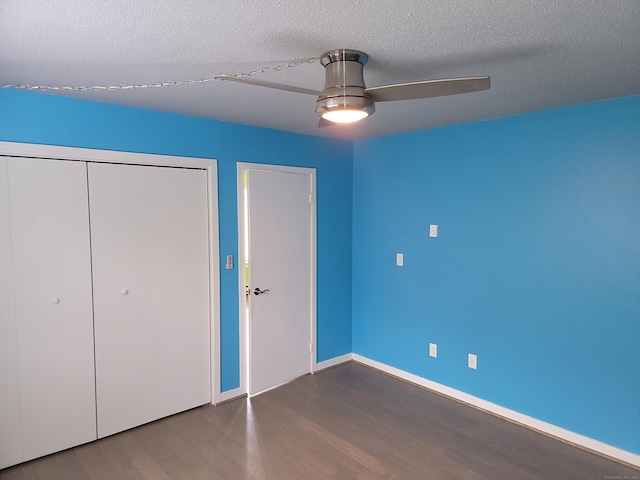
[0, 158, 23, 469]
[8, 158, 96, 461]
[89, 163, 210, 438]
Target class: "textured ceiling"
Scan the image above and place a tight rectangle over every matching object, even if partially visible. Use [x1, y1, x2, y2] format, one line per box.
[1, 0, 639, 140]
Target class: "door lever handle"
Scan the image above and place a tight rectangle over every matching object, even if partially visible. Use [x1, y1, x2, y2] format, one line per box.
[253, 287, 270, 295]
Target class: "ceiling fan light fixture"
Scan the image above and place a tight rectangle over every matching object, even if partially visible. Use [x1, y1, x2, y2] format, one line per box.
[322, 108, 369, 123]
[315, 91, 375, 124]
[315, 49, 375, 126]
[210, 48, 490, 129]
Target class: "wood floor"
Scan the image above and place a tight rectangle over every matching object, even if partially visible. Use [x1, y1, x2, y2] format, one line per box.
[1, 362, 638, 479]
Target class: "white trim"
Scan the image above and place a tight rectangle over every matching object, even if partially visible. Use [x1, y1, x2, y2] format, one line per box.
[217, 386, 245, 405]
[352, 354, 640, 468]
[0, 141, 222, 406]
[237, 163, 316, 176]
[313, 353, 353, 373]
[206, 167, 222, 405]
[237, 162, 317, 397]
[0, 141, 217, 169]
[236, 165, 248, 396]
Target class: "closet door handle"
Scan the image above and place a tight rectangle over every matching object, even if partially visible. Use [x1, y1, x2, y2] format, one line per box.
[121, 289, 129, 296]
[50, 297, 61, 304]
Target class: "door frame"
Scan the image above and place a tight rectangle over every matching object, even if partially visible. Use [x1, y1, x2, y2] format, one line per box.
[236, 162, 317, 397]
[0, 141, 223, 403]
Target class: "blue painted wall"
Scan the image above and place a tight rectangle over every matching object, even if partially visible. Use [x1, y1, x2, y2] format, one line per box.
[3, 87, 638, 455]
[352, 96, 640, 454]
[0, 89, 353, 391]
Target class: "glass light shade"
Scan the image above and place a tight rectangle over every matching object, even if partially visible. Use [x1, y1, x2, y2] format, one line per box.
[322, 109, 369, 123]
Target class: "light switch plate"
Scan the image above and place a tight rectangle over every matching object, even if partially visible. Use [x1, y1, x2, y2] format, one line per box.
[396, 253, 404, 266]
[429, 343, 437, 358]
[468, 353, 477, 369]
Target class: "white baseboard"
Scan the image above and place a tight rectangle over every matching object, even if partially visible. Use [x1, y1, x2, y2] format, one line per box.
[314, 353, 353, 373]
[214, 353, 355, 404]
[352, 354, 640, 468]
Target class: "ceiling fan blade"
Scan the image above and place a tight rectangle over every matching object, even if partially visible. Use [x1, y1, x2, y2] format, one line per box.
[366, 76, 490, 102]
[216, 74, 322, 96]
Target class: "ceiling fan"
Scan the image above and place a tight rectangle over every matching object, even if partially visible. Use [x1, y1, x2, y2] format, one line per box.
[217, 49, 490, 127]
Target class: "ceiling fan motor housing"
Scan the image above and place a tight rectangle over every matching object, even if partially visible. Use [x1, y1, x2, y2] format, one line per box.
[315, 49, 375, 118]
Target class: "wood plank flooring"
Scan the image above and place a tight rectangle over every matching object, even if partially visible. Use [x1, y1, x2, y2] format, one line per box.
[2, 362, 638, 479]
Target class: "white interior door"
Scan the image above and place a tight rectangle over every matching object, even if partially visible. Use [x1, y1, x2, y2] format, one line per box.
[246, 168, 314, 395]
[0, 157, 23, 469]
[7, 158, 97, 461]
[89, 163, 210, 438]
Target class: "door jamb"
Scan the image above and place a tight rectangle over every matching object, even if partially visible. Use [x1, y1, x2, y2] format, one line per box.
[236, 162, 317, 397]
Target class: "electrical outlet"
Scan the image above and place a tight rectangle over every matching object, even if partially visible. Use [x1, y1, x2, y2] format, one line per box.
[429, 224, 439, 238]
[429, 343, 437, 358]
[468, 353, 477, 370]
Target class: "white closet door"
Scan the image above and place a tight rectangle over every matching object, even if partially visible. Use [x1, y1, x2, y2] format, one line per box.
[89, 163, 210, 438]
[0, 157, 23, 469]
[8, 158, 97, 461]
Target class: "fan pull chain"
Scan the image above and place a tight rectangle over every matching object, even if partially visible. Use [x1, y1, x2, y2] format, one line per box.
[1, 56, 319, 92]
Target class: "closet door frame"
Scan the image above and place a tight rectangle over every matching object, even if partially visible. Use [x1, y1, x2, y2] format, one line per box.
[0, 141, 223, 404]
